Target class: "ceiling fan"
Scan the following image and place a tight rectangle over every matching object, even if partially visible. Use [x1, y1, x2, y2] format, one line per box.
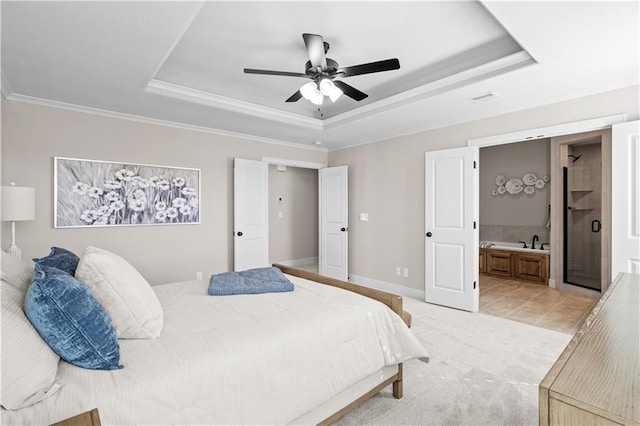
[244, 33, 400, 105]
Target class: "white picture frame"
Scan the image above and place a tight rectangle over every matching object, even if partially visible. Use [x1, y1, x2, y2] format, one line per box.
[54, 157, 200, 228]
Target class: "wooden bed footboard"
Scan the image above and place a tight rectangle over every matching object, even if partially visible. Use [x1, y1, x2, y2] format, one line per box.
[273, 264, 405, 424]
[273, 264, 403, 317]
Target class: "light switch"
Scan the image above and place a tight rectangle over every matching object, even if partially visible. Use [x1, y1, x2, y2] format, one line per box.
[360, 213, 369, 222]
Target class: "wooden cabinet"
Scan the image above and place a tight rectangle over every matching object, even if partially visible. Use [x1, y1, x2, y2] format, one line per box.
[486, 250, 513, 277]
[480, 249, 549, 284]
[514, 253, 549, 283]
[539, 273, 639, 425]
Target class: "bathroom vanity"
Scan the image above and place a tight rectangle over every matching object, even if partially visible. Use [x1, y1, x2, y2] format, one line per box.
[480, 248, 550, 284]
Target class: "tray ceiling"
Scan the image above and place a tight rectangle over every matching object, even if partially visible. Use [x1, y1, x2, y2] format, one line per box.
[2, 1, 638, 150]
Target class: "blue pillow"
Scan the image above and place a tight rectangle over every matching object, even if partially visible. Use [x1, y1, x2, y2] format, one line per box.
[33, 247, 80, 276]
[24, 264, 122, 370]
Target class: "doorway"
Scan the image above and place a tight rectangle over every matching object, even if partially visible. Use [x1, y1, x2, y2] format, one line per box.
[234, 158, 349, 280]
[268, 165, 318, 268]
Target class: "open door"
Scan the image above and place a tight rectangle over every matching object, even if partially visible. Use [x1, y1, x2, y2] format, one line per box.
[319, 166, 348, 280]
[612, 120, 640, 276]
[425, 147, 479, 312]
[234, 158, 269, 271]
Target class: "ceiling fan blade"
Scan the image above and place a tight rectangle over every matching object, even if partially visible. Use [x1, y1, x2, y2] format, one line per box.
[302, 33, 327, 70]
[333, 80, 368, 101]
[285, 90, 303, 103]
[337, 58, 400, 78]
[244, 68, 308, 78]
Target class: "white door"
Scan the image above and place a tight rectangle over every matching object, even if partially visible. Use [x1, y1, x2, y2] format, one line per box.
[234, 158, 269, 271]
[612, 120, 640, 276]
[319, 166, 348, 280]
[425, 147, 479, 312]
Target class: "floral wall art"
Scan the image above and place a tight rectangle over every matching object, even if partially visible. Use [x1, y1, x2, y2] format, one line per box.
[492, 172, 549, 197]
[55, 157, 200, 228]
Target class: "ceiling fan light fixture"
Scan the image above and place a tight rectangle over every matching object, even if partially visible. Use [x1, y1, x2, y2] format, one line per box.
[300, 81, 323, 105]
[245, 33, 400, 105]
[319, 78, 343, 102]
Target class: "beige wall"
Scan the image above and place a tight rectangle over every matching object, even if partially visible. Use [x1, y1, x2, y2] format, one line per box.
[479, 139, 550, 227]
[1, 100, 327, 285]
[268, 165, 318, 264]
[329, 85, 639, 293]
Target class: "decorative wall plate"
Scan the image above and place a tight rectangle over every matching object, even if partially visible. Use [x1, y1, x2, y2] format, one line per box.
[522, 172, 537, 185]
[535, 178, 545, 189]
[543, 175, 550, 182]
[497, 185, 506, 194]
[495, 175, 506, 186]
[505, 177, 524, 194]
[491, 189, 498, 196]
[524, 185, 535, 194]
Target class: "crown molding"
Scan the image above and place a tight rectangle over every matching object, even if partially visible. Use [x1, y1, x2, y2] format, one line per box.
[323, 50, 536, 131]
[146, 79, 323, 130]
[4, 93, 328, 152]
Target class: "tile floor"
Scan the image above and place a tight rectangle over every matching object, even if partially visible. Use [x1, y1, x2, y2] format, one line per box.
[290, 264, 598, 335]
[479, 274, 598, 334]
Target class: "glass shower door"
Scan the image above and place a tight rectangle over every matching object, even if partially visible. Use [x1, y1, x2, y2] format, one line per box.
[563, 149, 602, 290]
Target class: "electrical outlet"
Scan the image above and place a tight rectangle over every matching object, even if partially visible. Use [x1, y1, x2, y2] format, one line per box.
[403, 268, 409, 278]
[395, 267, 401, 276]
[196, 271, 203, 280]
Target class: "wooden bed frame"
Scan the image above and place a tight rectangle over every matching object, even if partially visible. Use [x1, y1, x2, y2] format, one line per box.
[273, 264, 405, 425]
[28, 264, 409, 426]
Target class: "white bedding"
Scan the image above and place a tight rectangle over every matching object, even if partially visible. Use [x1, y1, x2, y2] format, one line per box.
[1, 274, 427, 425]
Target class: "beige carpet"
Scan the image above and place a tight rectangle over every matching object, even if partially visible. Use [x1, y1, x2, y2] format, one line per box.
[336, 297, 572, 426]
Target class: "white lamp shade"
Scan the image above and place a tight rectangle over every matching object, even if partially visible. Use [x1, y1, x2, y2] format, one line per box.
[300, 81, 324, 106]
[300, 82, 317, 100]
[319, 78, 342, 103]
[1, 186, 35, 221]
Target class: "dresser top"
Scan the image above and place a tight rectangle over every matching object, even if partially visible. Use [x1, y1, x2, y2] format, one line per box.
[549, 272, 639, 423]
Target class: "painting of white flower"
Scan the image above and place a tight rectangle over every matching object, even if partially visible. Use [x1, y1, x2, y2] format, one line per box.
[55, 157, 200, 227]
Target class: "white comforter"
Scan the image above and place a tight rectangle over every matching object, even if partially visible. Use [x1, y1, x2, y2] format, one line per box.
[2, 274, 427, 425]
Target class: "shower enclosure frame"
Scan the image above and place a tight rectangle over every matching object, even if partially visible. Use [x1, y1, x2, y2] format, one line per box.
[550, 129, 612, 293]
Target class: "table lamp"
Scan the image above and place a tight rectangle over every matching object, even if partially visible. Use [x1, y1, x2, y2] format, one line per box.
[1, 182, 35, 259]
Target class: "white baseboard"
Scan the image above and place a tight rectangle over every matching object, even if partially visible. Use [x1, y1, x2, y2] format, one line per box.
[348, 274, 425, 300]
[275, 257, 318, 267]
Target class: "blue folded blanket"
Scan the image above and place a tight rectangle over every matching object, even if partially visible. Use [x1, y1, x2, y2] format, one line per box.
[208, 267, 294, 296]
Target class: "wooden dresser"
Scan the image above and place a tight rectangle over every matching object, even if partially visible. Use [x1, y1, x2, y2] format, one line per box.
[539, 272, 639, 425]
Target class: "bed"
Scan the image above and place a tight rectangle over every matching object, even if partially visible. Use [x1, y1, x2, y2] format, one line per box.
[1, 258, 428, 425]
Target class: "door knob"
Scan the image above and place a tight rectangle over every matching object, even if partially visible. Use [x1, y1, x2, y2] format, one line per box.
[426, 232, 432, 237]
[340, 227, 347, 232]
[237, 231, 243, 236]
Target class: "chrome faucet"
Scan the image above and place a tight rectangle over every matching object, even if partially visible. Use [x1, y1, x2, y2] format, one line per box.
[531, 234, 539, 250]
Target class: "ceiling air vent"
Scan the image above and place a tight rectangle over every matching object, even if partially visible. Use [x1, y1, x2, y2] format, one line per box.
[467, 91, 501, 104]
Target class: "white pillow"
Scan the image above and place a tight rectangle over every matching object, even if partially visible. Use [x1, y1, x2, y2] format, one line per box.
[1, 251, 35, 292]
[1, 280, 61, 410]
[75, 246, 163, 339]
